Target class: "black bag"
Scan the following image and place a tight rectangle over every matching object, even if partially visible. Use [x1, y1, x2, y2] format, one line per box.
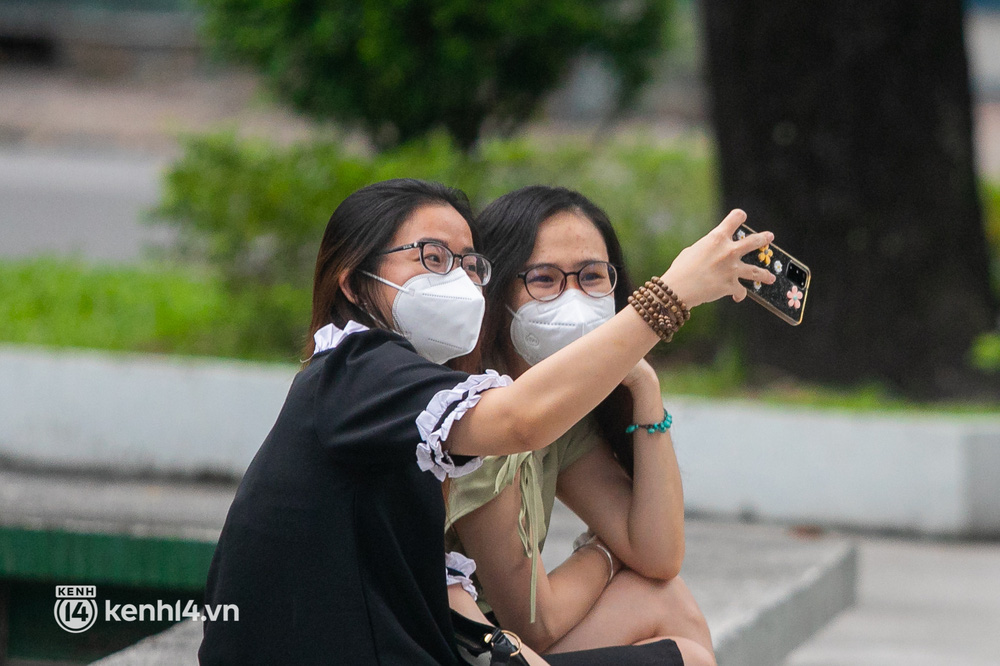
[451, 610, 529, 666]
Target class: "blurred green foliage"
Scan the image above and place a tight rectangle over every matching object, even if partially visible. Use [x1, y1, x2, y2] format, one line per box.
[971, 182, 1000, 373]
[971, 332, 1000, 373]
[196, 0, 671, 148]
[156, 131, 718, 286]
[154, 131, 719, 358]
[982, 180, 1000, 293]
[3, 256, 991, 410]
[0, 259, 308, 362]
[7, 133, 1000, 402]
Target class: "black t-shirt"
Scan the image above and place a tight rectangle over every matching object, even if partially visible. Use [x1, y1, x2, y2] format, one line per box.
[200, 328, 479, 665]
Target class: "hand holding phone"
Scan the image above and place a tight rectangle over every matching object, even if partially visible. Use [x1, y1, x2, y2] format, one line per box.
[732, 224, 811, 325]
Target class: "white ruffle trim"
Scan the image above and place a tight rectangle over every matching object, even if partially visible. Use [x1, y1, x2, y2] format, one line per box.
[415, 370, 513, 481]
[312, 320, 370, 356]
[444, 551, 478, 601]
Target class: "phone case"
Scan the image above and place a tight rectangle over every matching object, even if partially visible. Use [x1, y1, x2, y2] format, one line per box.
[732, 224, 811, 326]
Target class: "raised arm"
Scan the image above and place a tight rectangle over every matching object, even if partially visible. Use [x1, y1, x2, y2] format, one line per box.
[557, 360, 685, 580]
[448, 210, 774, 458]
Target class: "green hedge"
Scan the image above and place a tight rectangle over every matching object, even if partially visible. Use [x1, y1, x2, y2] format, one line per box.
[156, 131, 718, 283]
[972, 181, 1000, 372]
[154, 131, 722, 358]
[1, 134, 722, 363]
[6, 134, 999, 379]
[0, 259, 309, 362]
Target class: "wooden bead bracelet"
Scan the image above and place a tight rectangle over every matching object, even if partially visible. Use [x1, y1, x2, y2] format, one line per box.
[627, 277, 690, 342]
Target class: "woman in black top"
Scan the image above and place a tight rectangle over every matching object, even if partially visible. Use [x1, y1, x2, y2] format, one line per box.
[199, 178, 775, 665]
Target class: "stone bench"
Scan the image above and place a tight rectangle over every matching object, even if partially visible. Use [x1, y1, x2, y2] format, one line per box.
[0, 467, 854, 666]
[0, 346, 859, 663]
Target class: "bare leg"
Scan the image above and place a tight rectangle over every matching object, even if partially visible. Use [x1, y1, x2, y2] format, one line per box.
[545, 571, 716, 666]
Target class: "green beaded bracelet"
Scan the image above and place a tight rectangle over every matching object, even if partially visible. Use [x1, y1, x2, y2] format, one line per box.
[625, 409, 673, 434]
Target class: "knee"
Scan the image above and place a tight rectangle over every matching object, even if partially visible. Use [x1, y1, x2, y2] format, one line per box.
[607, 571, 715, 659]
[639, 574, 715, 657]
[646, 576, 706, 627]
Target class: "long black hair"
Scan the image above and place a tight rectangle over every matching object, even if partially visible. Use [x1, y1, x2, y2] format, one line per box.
[306, 178, 477, 362]
[476, 185, 638, 475]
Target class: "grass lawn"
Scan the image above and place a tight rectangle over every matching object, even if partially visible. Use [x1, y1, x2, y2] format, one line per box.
[3, 257, 998, 414]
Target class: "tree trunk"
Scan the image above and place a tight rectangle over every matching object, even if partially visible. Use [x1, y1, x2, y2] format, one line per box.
[701, 0, 997, 398]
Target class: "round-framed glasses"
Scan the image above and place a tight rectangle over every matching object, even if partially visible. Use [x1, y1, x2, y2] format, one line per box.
[379, 240, 492, 286]
[517, 261, 618, 302]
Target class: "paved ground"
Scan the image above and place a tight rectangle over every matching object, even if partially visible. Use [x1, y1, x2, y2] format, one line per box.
[0, 65, 317, 156]
[784, 535, 1000, 666]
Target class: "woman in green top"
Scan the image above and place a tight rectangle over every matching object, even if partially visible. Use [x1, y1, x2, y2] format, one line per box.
[446, 186, 719, 665]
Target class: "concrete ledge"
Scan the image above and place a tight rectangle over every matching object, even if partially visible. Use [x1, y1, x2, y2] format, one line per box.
[545, 504, 857, 666]
[667, 397, 1000, 537]
[93, 617, 204, 666]
[0, 468, 227, 589]
[4, 346, 1000, 536]
[0, 463, 855, 665]
[87, 496, 856, 666]
[693, 525, 856, 666]
[0, 468, 231, 541]
[0, 346, 295, 478]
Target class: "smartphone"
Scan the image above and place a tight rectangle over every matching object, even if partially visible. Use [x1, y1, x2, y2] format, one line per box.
[732, 224, 811, 326]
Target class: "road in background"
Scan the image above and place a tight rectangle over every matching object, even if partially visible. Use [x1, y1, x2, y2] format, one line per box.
[0, 148, 173, 262]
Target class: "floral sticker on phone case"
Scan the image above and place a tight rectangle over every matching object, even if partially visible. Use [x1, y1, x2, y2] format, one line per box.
[758, 245, 773, 266]
[786, 285, 803, 309]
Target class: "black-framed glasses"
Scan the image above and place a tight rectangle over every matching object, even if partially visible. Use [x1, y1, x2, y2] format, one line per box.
[517, 261, 618, 302]
[379, 240, 492, 286]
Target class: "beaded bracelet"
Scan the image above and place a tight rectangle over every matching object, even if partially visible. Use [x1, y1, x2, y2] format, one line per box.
[625, 409, 673, 434]
[628, 289, 679, 342]
[650, 276, 690, 322]
[627, 277, 690, 342]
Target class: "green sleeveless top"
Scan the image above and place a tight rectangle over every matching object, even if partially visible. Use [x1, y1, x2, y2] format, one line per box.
[444, 414, 602, 620]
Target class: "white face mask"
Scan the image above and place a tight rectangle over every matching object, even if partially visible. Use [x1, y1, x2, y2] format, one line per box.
[363, 268, 485, 364]
[509, 289, 616, 366]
